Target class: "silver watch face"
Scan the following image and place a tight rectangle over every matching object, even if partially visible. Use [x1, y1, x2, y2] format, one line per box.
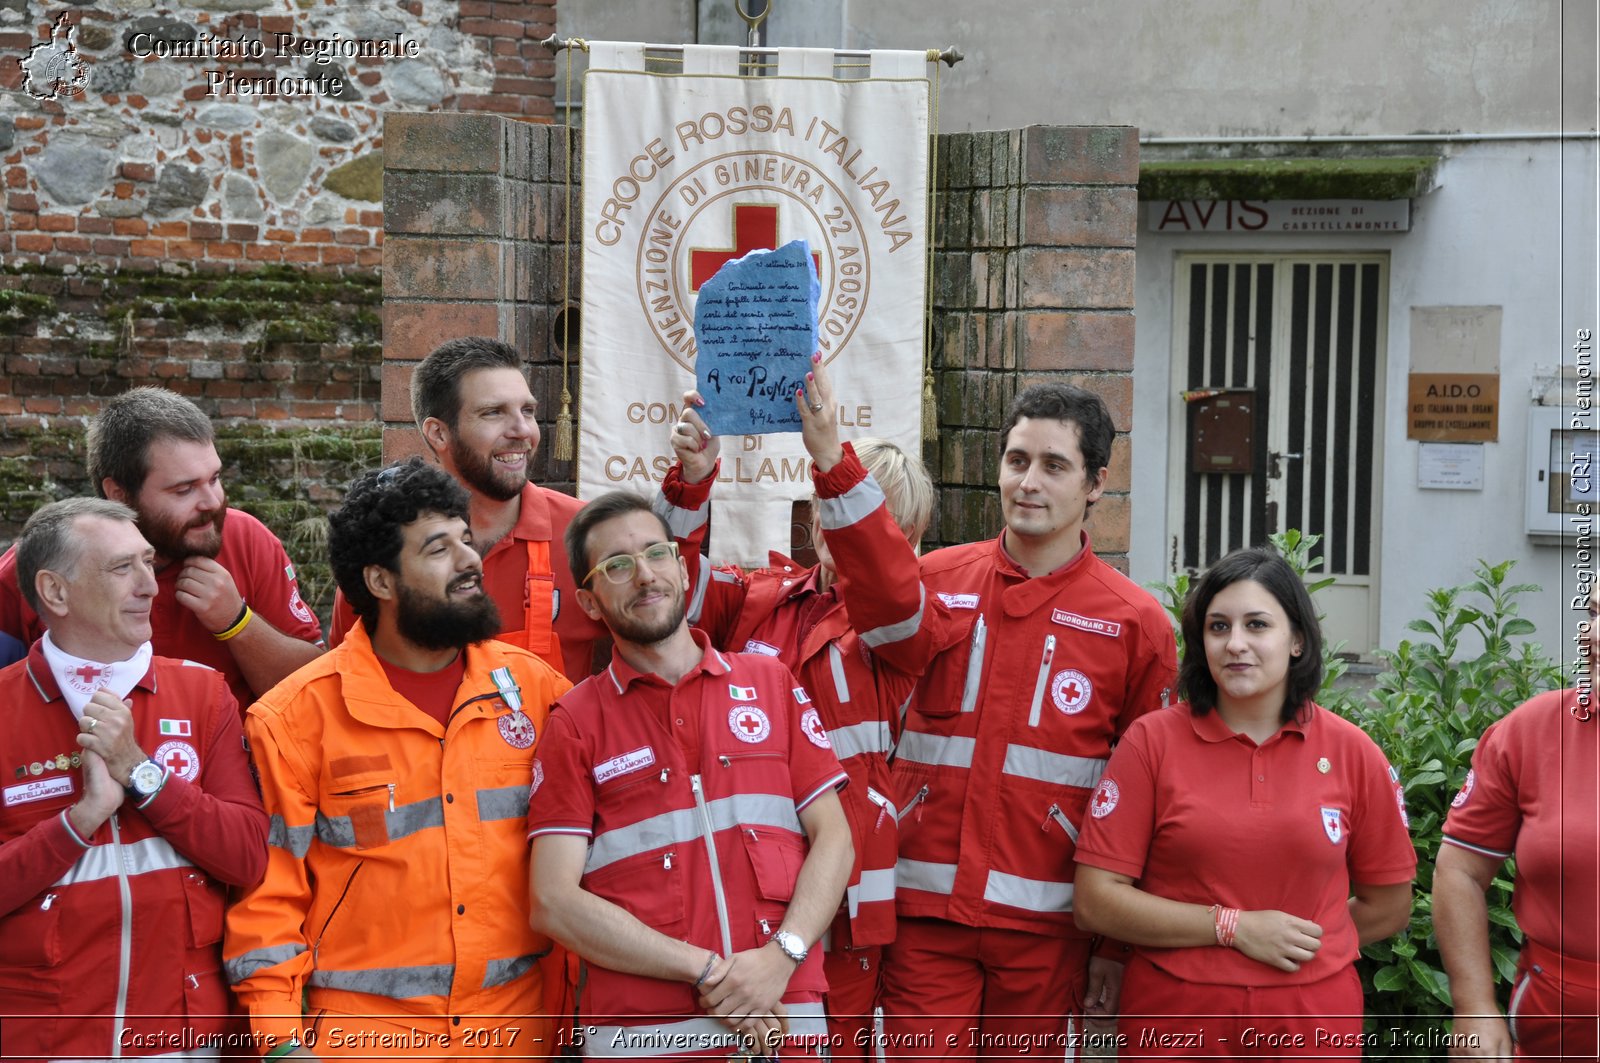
[775, 931, 806, 962]
[130, 761, 164, 796]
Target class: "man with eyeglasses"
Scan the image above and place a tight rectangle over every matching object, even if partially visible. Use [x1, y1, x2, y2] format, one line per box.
[527, 489, 854, 1060]
[224, 458, 571, 1059]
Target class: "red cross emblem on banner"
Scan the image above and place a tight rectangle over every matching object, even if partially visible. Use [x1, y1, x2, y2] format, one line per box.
[728, 704, 771, 744]
[689, 204, 821, 291]
[73, 663, 104, 685]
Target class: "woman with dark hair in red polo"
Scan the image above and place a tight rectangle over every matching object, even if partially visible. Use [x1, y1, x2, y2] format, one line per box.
[1074, 546, 1416, 1059]
[1434, 587, 1599, 1061]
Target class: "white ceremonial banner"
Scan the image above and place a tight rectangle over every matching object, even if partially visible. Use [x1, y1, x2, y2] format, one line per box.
[578, 52, 929, 566]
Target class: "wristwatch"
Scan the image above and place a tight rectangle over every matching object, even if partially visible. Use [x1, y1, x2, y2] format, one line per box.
[125, 759, 166, 802]
[772, 930, 808, 965]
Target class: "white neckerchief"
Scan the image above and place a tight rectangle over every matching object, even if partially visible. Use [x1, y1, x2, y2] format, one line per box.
[40, 632, 152, 719]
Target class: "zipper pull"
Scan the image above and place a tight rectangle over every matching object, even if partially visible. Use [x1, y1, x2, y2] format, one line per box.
[915, 787, 927, 824]
[759, 918, 771, 935]
[1042, 803, 1061, 832]
[386, 783, 395, 812]
[663, 852, 674, 870]
[660, 768, 670, 783]
[719, 755, 731, 768]
[874, 805, 888, 831]
[40, 893, 56, 911]
[746, 828, 758, 842]
[691, 775, 703, 796]
[186, 974, 199, 989]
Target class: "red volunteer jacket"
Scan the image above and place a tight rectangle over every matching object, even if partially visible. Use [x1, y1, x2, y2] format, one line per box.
[658, 445, 954, 947]
[0, 643, 268, 1059]
[892, 535, 1177, 938]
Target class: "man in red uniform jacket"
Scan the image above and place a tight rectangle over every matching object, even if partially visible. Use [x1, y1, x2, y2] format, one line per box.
[328, 338, 605, 683]
[658, 356, 953, 1059]
[0, 497, 268, 1060]
[528, 490, 854, 1059]
[881, 383, 1179, 1056]
[0, 387, 324, 710]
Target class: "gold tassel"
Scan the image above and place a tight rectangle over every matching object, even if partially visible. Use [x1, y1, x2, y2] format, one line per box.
[921, 367, 937, 439]
[553, 386, 574, 462]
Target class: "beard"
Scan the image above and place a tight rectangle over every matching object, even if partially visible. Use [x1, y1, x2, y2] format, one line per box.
[139, 505, 225, 562]
[396, 576, 502, 651]
[448, 436, 527, 503]
[597, 582, 688, 646]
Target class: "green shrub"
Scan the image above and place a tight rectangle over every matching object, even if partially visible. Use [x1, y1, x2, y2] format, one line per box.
[1343, 559, 1562, 1053]
[1150, 543, 1566, 1058]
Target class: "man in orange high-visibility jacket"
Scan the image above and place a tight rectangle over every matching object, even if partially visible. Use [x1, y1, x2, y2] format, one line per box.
[226, 459, 570, 1060]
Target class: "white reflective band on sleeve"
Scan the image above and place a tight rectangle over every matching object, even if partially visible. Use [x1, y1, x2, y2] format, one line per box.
[53, 835, 192, 887]
[859, 589, 925, 651]
[685, 553, 713, 626]
[846, 867, 897, 917]
[818, 475, 884, 531]
[585, 792, 802, 875]
[895, 730, 976, 769]
[652, 492, 708, 539]
[585, 1003, 828, 1058]
[1001, 745, 1107, 789]
[983, 869, 1074, 913]
[895, 857, 957, 896]
[831, 720, 891, 759]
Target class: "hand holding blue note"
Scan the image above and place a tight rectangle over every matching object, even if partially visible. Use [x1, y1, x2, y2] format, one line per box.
[693, 240, 821, 436]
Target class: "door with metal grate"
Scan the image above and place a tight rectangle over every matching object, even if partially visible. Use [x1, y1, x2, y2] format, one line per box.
[1166, 254, 1388, 654]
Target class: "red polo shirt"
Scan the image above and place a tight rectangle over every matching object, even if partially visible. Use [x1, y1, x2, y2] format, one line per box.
[1443, 688, 1599, 964]
[1075, 701, 1416, 985]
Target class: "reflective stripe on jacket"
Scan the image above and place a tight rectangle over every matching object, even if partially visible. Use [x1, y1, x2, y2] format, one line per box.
[0, 644, 267, 1059]
[893, 536, 1177, 937]
[224, 622, 570, 1047]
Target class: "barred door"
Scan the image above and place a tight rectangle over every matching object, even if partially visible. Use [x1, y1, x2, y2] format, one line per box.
[1167, 254, 1388, 653]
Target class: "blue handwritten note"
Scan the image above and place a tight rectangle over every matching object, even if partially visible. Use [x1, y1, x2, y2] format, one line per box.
[694, 239, 820, 436]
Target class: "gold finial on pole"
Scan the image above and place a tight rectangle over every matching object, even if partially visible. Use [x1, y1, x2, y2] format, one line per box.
[733, 0, 771, 49]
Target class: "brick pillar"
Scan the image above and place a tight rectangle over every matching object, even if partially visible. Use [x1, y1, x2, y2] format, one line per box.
[926, 125, 1139, 570]
[380, 111, 579, 491]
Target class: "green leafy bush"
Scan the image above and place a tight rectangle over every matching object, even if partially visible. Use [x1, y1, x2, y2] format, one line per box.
[1343, 559, 1562, 1052]
[1150, 542, 1566, 1058]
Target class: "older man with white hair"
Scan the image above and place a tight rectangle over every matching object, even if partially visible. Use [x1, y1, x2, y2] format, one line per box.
[0, 497, 268, 1061]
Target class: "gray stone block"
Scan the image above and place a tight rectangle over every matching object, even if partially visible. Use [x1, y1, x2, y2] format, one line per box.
[311, 116, 357, 143]
[36, 138, 116, 205]
[149, 163, 208, 213]
[256, 130, 314, 202]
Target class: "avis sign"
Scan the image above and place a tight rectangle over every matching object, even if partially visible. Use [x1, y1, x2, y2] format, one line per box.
[1149, 199, 1411, 233]
[579, 65, 928, 563]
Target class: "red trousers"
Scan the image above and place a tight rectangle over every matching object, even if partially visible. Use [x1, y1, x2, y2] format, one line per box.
[877, 917, 1090, 1060]
[824, 944, 882, 1063]
[1510, 943, 1600, 1062]
[1116, 953, 1363, 1061]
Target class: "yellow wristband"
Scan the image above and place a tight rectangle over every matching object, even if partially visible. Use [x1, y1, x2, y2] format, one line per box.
[214, 605, 254, 641]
